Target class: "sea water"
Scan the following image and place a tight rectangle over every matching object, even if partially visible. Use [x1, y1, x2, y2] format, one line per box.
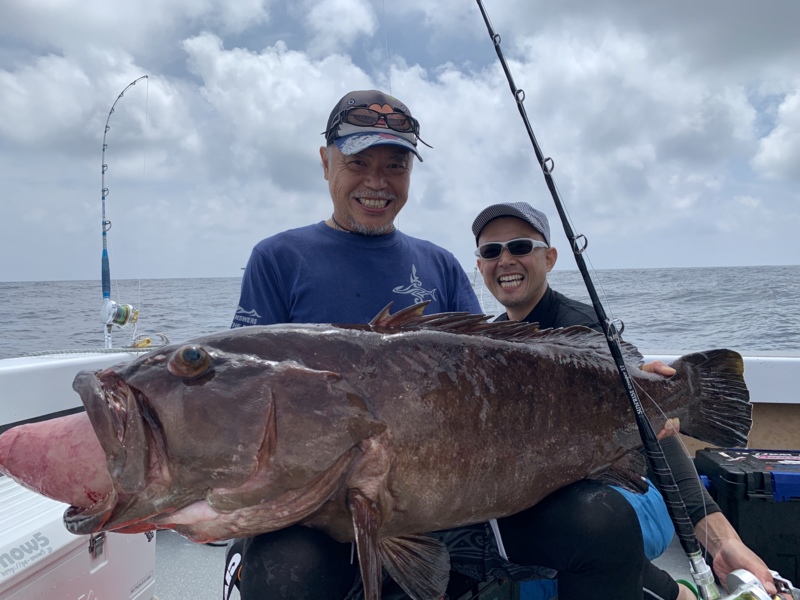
[0, 265, 798, 359]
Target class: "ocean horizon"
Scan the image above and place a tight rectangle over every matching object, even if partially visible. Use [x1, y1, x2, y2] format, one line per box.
[1, 265, 798, 359]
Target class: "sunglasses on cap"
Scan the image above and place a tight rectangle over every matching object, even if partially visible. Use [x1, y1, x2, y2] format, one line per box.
[334, 107, 420, 136]
[474, 238, 548, 260]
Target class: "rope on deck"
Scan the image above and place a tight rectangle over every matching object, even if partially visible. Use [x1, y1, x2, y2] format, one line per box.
[21, 347, 156, 357]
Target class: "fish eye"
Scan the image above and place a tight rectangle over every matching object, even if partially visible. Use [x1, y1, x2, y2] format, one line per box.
[167, 345, 211, 379]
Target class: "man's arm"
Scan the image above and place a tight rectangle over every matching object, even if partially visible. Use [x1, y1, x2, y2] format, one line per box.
[659, 436, 790, 598]
[443, 253, 482, 314]
[695, 512, 790, 598]
[232, 246, 290, 327]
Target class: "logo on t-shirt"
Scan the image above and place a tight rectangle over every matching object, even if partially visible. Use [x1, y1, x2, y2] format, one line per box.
[232, 306, 262, 327]
[393, 265, 437, 304]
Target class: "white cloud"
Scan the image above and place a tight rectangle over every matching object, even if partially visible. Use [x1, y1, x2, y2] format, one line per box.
[752, 86, 800, 181]
[0, 54, 93, 143]
[0, 0, 273, 69]
[302, 0, 378, 56]
[1, 1, 800, 282]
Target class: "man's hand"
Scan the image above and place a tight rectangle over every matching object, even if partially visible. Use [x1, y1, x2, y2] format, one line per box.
[656, 417, 681, 440]
[712, 537, 791, 599]
[642, 361, 680, 440]
[696, 513, 792, 599]
[641, 360, 676, 377]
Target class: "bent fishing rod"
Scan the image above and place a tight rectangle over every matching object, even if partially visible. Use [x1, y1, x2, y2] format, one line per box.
[100, 75, 148, 348]
[475, 3, 794, 600]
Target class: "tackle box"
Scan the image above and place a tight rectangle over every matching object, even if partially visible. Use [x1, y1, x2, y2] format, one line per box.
[694, 448, 800, 583]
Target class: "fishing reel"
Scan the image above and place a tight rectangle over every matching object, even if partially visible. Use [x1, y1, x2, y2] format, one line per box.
[102, 299, 140, 350]
[102, 298, 138, 328]
[708, 569, 799, 600]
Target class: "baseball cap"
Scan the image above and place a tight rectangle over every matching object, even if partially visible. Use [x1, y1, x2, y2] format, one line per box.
[323, 89, 424, 161]
[471, 202, 551, 247]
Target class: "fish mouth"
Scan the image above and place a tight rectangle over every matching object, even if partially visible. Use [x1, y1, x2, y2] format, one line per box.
[67, 369, 159, 534]
[63, 489, 118, 534]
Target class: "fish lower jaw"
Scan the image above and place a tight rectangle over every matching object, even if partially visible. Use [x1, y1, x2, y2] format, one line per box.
[63, 491, 117, 534]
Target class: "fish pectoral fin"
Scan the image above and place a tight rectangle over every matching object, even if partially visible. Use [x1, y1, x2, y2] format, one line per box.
[379, 534, 450, 600]
[348, 490, 383, 600]
[588, 449, 649, 494]
[347, 491, 450, 599]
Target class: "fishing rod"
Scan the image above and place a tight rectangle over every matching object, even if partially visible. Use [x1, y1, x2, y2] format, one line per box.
[474, 3, 795, 600]
[100, 76, 147, 349]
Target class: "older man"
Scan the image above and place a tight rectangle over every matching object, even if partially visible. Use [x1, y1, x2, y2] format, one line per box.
[472, 201, 789, 600]
[232, 89, 478, 328]
[226, 90, 481, 600]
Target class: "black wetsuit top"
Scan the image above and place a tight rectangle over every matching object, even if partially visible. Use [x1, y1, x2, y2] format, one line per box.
[492, 285, 602, 331]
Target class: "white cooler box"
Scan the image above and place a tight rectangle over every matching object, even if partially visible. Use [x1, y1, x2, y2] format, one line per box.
[0, 476, 156, 600]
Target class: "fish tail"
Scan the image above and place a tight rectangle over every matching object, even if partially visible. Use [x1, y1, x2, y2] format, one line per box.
[672, 349, 751, 447]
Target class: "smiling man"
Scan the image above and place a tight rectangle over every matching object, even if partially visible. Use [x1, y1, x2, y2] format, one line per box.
[471, 201, 789, 600]
[231, 89, 479, 328]
[227, 89, 481, 600]
[473, 202, 600, 328]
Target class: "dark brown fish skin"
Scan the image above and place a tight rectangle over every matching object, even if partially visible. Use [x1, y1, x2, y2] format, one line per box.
[65, 312, 750, 548]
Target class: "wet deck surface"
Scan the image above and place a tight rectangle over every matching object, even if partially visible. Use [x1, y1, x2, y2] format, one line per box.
[154, 530, 694, 600]
[155, 532, 233, 600]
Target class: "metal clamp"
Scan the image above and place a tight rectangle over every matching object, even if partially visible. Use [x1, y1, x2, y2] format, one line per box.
[88, 532, 106, 558]
[719, 569, 799, 600]
[771, 571, 800, 600]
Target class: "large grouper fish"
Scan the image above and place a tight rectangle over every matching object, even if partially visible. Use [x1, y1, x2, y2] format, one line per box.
[0, 303, 751, 600]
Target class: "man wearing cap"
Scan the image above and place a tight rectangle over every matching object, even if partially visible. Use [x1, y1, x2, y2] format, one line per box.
[231, 89, 476, 329]
[225, 90, 481, 599]
[472, 202, 600, 330]
[471, 201, 788, 600]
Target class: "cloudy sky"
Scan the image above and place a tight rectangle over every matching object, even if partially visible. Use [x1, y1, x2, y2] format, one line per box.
[1, 0, 799, 282]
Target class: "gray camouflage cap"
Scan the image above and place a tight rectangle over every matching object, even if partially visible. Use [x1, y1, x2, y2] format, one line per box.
[471, 202, 551, 247]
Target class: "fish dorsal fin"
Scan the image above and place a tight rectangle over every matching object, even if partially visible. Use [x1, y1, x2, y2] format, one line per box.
[379, 534, 450, 600]
[369, 301, 431, 327]
[368, 303, 644, 364]
[526, 325, 645, 365]
[369, 301, 540, 340]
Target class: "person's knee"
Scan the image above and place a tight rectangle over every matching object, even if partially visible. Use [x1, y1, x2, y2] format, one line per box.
[529, 481, 645, 567]
[498, 480, 645, 574]
[243, 526, 339, 571]
[239, 526, 355, 599]
[560, 482, 645, 559]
